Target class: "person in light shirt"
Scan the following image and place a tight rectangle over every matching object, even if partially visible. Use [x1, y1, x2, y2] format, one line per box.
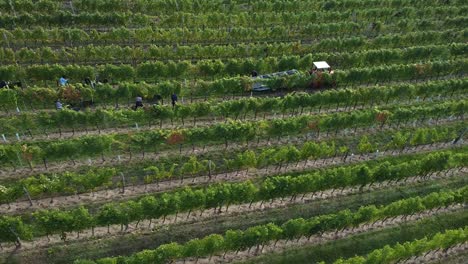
[58, 76, 68, 86]
[55, 99, 63, 110]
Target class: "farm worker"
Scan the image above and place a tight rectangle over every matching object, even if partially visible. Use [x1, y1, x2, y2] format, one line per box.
[171, 93, 178, 108]
[55, 100, 63, 110]
[84, 77, 96, 89]
[59, 76, 68, 86]
[308, 67, 317, 75]
[135, 95, 143, 109]
[0, 80, 8, 89]
[152, 94, 162, 106]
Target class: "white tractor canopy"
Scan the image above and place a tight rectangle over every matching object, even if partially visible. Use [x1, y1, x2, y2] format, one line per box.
[313, 61, 330, 70]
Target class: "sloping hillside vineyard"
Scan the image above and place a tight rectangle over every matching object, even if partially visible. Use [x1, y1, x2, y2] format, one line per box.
[0, 0, 466, 263]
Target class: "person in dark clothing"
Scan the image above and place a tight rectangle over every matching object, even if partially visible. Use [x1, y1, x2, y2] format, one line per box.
[0, 80, 8, 88]
[84, 77, 96, 89]
[152, 94, 162, 105]
[171, 93, 178, 108]
[251, 70, 258, 77]
[135, 95, 143, 109]
[11, 81, 22, 89]
[308, 67, 318, 75]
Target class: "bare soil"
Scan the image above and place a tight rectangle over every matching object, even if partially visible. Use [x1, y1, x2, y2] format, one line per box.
[0, 168, 464, 254]
[400, 242, 468, 264]
[1, 159, 464, 215]
[0, 116, 462, 181]
[177, 205, 465, 263]
[2, 92, 458, 144]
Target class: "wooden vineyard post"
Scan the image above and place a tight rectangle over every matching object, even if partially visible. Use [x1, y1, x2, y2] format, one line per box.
[22, 186, 33, 206]
[120, 172, 126, 194]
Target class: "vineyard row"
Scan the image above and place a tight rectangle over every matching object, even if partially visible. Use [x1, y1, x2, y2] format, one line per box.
[69, 187, 467, 264]
[1, 0, 461, 15]
[1, 16, 465, 47]
[1, 5, 465, 29]
[0, 99, 464, 167]
[1, 134, 465, 205]
[334, 228, 468, 264]
[1, 78, 465, 135]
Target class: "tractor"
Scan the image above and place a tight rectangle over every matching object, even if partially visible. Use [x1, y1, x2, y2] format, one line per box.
[309, 61, 335, 89]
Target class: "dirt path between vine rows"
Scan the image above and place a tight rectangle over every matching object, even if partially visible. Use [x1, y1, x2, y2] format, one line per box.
[0, 115, 463, 180]
[1, 72, 462, 122]
[400, 242, 468, 264]
[0, 139, 465, 213]
[0, 167, 465, 254]
[2, 92, 461, 145]
[178, 205, 466, 264]
[1, 144, 465, 216]
[0, 100, 398, 143]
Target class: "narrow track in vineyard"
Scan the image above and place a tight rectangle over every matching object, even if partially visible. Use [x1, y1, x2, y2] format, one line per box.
[0, 167, 465, 253]
[185, 206, 467, 264]
[6, 40, 466, 67]
[1, 72, 464, 118]
[0, 115, 464, 181]
[399, 242, 468, 264]
[2, 91, 464, 145]
[1, 146, 465, 215]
